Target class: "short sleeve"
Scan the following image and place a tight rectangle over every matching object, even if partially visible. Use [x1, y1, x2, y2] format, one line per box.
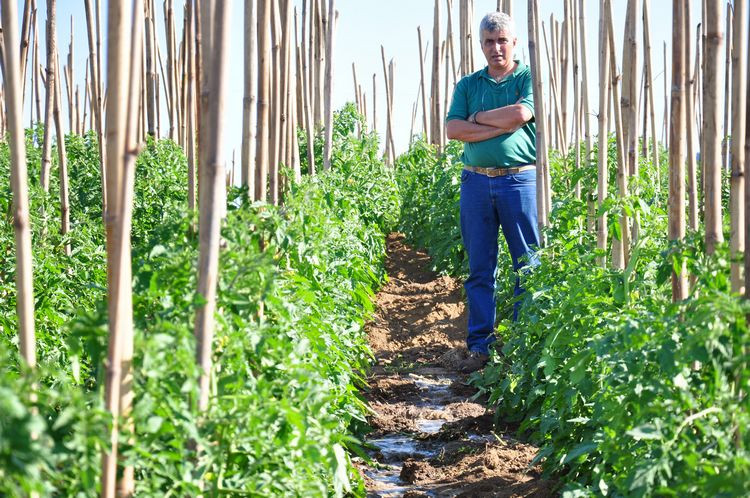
[446, 77, 469, 122]
[518, 70, 535, 119]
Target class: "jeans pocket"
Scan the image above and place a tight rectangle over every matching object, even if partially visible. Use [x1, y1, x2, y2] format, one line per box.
[510, 170, 536, 183]
[461, 170, 471, 183]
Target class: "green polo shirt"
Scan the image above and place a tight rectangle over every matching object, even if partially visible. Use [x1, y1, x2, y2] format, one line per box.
[446, 61, 536, 168]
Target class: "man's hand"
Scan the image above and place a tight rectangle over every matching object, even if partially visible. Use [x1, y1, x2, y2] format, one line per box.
[446, 103, 532, 143]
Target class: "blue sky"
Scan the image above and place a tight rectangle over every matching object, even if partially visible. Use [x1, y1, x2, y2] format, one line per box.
[23, 0, 709, 178]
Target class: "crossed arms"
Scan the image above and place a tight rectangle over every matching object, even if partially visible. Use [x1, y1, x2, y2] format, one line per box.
[446, 104, 533, 143]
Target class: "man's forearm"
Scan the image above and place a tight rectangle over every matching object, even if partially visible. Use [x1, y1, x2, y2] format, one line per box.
[474, 104, 532, 131]
[446, 119, 514, 143]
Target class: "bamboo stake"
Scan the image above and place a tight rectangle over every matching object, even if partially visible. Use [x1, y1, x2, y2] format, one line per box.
[723, 2, 732, 171]
[663, 42, 671, 149]
[47, 24, 71, 256]
[242, 0, 257, 190]
[528, 0, 550, 235]
[195, 0, 232, 413]
[730, 0, 746, 294]
[101, 1, 143, 495]
[186, 0, 196, 210]
[388, 59, 396, 163]
[605, 0, 630, 270]
[28, 10, 35, 130]
[380, 46, 395, 165]
[19, 0, 33, 102]
[685, 21, 700, 231]
[269, 0, 281, 202]
[33, 13, 41, 127]
[302, 8, 316, 177]
[541, 23, 566, 156]
[322, 0, 336, 170]
[579, 0, 595, 232]
[703, 0, 723, 254]
[2, 0, 35, 369]
[597, 0, 610, 266]
[282, 0, 295, 183]
[430, 0, 442, 148]
[417, 27, 429, 141]
[145, 1, 156, 136]
[621, 0, 639, 245]
[67, 17, 74, 133]
[443, 38, 451, 145]
[40, 7, 59, 192]
[561, 0, 570, 151]
[316, 0, 326, 128]
[669, 0, 688, 301]
[571, 0, 581, 200]
[84, 0, 107, 215]
[256, 0, 271, 200]
[642, 0, 660, 194]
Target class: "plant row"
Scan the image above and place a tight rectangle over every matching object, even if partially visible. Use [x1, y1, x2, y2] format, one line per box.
[0, 106, 399, 496]
[394, 137, 750, 497]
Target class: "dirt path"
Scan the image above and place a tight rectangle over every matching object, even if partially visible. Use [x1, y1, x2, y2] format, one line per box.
[358, 234, 554, 498]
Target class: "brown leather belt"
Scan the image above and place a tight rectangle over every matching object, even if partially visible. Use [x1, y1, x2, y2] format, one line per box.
[463, 165, 536, 177]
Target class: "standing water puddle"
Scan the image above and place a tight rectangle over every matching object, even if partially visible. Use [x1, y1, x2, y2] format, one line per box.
[364, 373, 457, 497]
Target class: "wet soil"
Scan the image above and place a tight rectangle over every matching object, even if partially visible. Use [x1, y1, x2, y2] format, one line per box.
[357, 233, 556, 497]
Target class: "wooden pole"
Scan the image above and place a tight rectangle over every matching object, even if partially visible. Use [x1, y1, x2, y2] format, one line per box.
[33, 13, 42, 127]
[430, 0, 442, 148]
[528, 0, 550, 234]
[380, 46, 395, 165]
[316, 0, 326, 128]
[560, 1, 571, 151]
[47, 13, 71, 256]
[256, 0, 271, 200]
[388, 59, 396, 162]
[40, 6, 59, 192]
[642, 0, 660, 195]
[19, 0, 33, 106]
[685, 20, 701, 231]
[84, 0, 107, 215]
[269, 0, 281, 202]
[730, 0, 746, 294]
[597, 0, 610, 266]
[195, 0, 232, 413]
[722, 2, 732, 171]
[703, 0, 723, 254]
[605, 0, 630, 270]
[242, 0, 257, 190]
[145, 1, 156, 136]
[186, 0, 196, 211]
[621, 0, 640, 245]
[322, 0, 336, 170]
[669, 0, 688, 301]
[2, 0, 35, 369]
[101, 0, 142, 494]
[418, 26, 429, 142]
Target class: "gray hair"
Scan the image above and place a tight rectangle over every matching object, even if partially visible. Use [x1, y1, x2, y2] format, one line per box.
[479, 12, 515, 39]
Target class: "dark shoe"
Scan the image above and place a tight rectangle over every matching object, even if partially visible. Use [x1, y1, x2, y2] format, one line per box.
[459, 351, 489, 374]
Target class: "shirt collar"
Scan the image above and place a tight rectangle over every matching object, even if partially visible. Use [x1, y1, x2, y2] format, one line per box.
[479, 60, 525, 83]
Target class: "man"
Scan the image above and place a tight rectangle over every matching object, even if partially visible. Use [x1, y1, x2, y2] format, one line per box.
[445, 11, 540, 374]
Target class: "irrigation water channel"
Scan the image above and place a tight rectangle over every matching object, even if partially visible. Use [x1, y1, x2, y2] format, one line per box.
[364, 373, 499, 497]
[357, 234, 553, 497]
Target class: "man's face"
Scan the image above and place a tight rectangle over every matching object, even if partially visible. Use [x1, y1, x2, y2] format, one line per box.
[481, 29, 516, 72]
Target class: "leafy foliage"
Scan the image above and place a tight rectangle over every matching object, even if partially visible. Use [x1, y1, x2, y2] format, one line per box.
[395, 135, 750, 496]
[0, 110, 398, 495]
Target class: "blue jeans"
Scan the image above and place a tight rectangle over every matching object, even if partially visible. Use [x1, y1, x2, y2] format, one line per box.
[459, 168, 540, 354]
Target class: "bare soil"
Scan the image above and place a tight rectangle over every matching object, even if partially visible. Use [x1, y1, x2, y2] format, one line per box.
[358, 233, 556, 498]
